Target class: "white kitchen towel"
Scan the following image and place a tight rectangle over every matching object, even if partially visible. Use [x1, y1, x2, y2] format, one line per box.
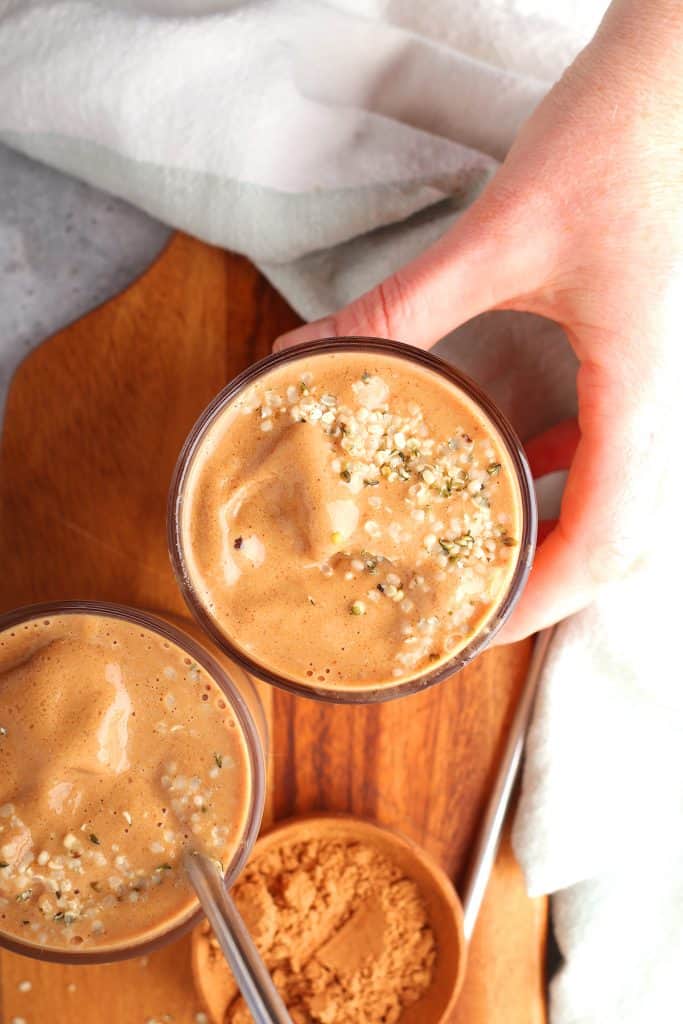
[0, 0, 600, 320]
[4, 3, 680, 1023]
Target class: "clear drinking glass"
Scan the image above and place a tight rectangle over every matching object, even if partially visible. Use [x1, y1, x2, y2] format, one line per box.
[169, 338, 537, 704]
[0, 600, 266, 964]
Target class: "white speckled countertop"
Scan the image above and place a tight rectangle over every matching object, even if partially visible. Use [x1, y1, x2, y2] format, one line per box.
[0, 144, 169, 423]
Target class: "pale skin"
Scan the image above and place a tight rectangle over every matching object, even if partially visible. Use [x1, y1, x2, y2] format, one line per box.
[275, 0, 683, 642]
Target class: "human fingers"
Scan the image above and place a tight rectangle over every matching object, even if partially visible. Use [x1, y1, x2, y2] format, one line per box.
[272, 185, 552, 352]
[499, 356, 671, 642]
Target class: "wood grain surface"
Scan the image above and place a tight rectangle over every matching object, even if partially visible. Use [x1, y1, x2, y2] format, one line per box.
[0, 233, 546, 1024]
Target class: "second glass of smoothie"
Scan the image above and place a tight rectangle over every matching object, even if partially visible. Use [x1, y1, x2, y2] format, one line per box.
[169, 338, 536, 702]
[0, 602, 266, 963]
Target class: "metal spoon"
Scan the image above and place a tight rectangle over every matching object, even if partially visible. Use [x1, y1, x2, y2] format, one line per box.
[184, 850, 294, 1024]
[461, 626, 555, 940]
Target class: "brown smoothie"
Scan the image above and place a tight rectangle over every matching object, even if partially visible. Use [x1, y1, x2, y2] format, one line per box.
[179, 349, 524, 692]
[0, 611, 253, 954]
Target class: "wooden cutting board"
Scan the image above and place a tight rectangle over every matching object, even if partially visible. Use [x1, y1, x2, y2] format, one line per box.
[0, 233, 546, 1024]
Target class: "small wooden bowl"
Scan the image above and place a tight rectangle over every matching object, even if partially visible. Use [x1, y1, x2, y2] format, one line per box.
[192, 813, 467, 1024]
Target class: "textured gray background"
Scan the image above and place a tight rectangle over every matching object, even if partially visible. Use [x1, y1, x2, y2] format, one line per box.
[0, 143, 169, 423]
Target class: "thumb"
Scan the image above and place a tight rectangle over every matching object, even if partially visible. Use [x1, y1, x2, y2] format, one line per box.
[273, 190, 552, 351]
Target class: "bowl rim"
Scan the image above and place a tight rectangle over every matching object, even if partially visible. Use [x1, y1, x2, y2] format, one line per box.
[192, 811, 467, 1023]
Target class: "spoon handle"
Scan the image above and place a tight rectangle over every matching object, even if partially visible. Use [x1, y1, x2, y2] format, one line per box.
[185, 851, 294, 1024]
[461, 626, 555, 943]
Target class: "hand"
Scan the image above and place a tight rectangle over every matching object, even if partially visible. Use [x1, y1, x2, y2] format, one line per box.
[274, 0, 683, 641]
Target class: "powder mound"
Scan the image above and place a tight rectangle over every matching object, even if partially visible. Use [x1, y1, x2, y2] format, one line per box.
[203, 837, 437, 1024]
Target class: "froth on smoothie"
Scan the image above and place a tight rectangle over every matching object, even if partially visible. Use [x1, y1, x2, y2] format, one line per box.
[0, 612, 253, 954]
[177, 348, 527, 693]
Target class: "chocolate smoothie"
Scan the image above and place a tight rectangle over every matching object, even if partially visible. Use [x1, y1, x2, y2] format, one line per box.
[0, 609, 256, 955]
[175, 345, 531, 694]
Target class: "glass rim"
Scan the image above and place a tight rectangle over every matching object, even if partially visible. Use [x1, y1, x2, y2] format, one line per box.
[168, 337, 537, 704]
[0, 599, 266, 965]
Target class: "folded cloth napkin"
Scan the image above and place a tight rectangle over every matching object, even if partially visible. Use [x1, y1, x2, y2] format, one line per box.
[5, 3, 682, 1022]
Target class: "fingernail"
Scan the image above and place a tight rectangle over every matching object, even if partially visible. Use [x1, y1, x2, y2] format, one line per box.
[273, 318, 337, 352]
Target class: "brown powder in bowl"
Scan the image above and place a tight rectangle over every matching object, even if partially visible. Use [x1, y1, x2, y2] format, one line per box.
[200, 837, 437, 1024]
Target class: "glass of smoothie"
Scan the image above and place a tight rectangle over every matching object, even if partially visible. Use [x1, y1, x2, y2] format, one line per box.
[169, 338, 537, 703]
[0, 601, 266, 963]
